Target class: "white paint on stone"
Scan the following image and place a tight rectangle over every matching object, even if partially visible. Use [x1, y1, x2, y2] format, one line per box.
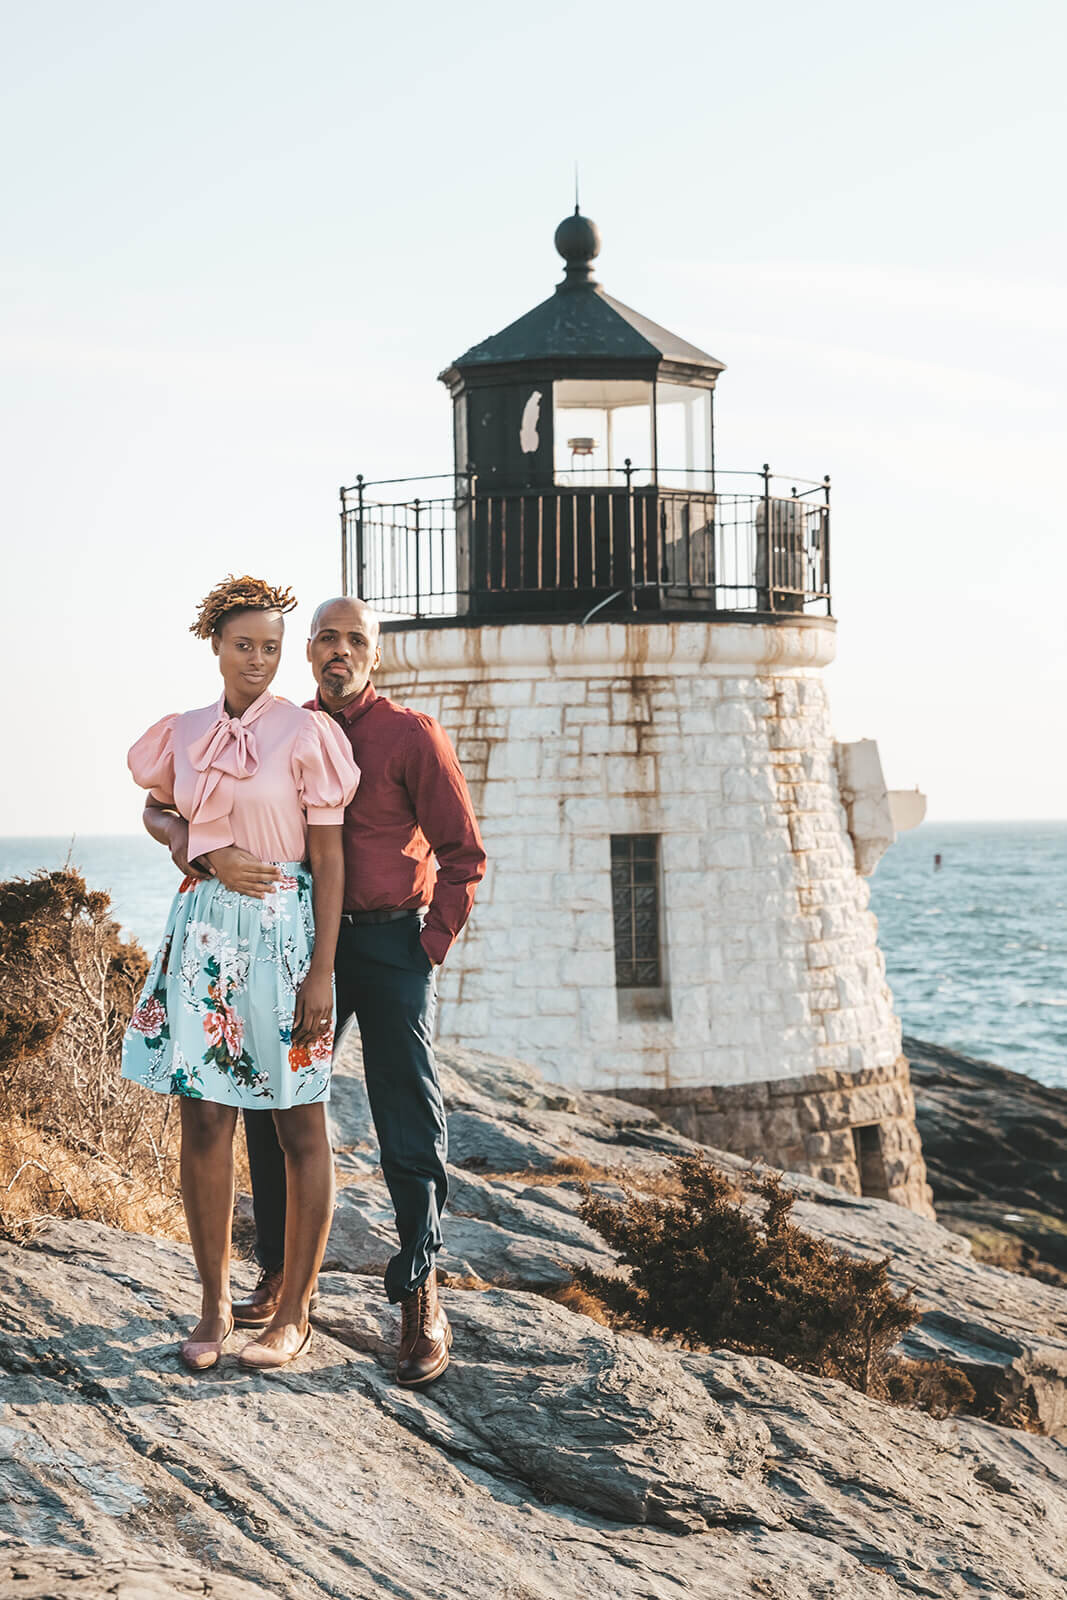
[377, 618, 904, 1094]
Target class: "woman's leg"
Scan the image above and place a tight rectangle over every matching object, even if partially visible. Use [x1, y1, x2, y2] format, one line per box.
[179, 1098, 239, 1340]
[246, 1103, 333, 1354]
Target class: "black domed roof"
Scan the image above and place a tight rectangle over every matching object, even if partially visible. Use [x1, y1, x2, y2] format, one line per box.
[441, 212, 724, 385]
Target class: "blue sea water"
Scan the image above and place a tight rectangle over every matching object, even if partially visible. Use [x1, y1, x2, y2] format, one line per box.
[867, 821, 1067, 1090]
[2, 823, 1065, 1089]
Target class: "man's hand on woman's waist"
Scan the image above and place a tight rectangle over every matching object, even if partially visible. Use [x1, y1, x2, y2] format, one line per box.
[206, 846, 282, 898]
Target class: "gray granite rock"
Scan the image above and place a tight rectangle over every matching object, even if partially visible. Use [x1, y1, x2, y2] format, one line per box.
[326, 1030, 1067, 1435]
[330, 1029, 706, 1183]
[3, 1219, 1067, 1598]
[907, 1033, 1067, 1286]
[0, 1546, 273, 1599]
[324, 1170, 615, 1287]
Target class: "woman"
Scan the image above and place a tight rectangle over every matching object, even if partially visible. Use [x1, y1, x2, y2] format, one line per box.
[122, 575, 359, 1372]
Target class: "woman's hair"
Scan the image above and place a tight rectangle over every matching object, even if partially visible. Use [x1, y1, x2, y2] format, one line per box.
[190, 575, 298, 640]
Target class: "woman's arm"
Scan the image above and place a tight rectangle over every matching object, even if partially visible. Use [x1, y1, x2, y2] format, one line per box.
[291, 824, 344, 1046]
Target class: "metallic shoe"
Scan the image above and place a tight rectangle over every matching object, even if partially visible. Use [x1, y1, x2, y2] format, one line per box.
[238, 1323, 312, 1371]
[179, 1313, 234, 1372]
[396, 1273, 452, 1388]
[232, 1267, 284, 1328]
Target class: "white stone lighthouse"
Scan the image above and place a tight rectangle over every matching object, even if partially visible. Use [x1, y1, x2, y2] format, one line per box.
[341, 210, 932, 1216]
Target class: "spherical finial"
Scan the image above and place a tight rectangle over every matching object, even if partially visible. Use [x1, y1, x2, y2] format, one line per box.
[554, 208, 601, 289]
[554, 208, 601, 269]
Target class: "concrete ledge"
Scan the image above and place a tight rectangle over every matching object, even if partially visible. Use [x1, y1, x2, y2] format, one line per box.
[379, 618, 838, 677]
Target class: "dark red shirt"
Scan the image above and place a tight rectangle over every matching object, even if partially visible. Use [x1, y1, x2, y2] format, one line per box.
[306, 684, 486, 967]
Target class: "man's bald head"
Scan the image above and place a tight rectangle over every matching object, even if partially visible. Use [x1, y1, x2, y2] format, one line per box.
[307, 595, 383, 710]
[309, 595, 381, 643]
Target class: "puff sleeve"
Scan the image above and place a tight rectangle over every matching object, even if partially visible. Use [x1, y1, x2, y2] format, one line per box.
[291, 712, 360, 825]
[127, 713, 179, 806]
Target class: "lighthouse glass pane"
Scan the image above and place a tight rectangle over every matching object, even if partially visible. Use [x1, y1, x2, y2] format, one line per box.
[610, 834, 662, 988]
[655, 384, 712, 491]
[554, 379, 653, 486]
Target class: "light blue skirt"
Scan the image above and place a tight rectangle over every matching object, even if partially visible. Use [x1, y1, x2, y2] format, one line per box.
[121, 862, 333, 1109]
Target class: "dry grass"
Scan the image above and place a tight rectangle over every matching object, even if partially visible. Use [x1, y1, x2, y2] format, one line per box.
[0, 1111, 185, 1238]
[541, 1281, 613, 1325]
[0, 867, 248, 1243]
[437, 1270, 493, 1293]
[479, 1155, 684, 1198]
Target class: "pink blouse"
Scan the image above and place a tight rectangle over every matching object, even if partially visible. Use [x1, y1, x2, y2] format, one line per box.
[128, 691, 360, 862]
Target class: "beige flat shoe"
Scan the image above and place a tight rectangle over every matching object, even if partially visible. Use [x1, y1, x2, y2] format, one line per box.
[238, 1323, 312, 1371]
[179, 1314, 235, 1372]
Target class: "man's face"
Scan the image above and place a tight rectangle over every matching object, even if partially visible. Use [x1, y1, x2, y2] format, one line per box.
[307, 599, 381, 707]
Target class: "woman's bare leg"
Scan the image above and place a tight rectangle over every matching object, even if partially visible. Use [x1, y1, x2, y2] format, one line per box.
[247, 1103, 333, 1354]
[179, 1098, 239, 1340]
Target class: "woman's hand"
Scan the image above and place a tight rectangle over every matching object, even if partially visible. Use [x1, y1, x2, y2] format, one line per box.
[292, 965, 334, 1046]
[206, 846, 281, 898]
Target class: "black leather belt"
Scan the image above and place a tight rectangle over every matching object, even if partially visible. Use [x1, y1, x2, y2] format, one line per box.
[340, 907, 419, 926]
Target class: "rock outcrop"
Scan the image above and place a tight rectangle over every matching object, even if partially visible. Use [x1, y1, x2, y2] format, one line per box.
[3, 1032, 1067, 1597]
[908, 1033, 1067, 1286]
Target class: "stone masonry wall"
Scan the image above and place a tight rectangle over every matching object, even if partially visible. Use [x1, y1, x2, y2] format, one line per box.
[375, 619, 900, 1085]
[375, 619, 931, 1214]
[610, 1053, 934, 1216]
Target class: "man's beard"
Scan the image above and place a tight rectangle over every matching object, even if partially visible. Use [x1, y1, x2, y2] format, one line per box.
[323, 666, 358, 699]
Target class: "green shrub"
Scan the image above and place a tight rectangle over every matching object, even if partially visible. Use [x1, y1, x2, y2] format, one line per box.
[577, 1154, 972, 1409]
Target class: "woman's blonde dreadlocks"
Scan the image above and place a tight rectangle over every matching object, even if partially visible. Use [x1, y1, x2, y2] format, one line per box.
[190, 575, 298, 640]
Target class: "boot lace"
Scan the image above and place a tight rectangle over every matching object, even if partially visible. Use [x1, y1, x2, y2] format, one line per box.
[401, 1282, 435, 1340]
[401, 1285, 423, 1341]
[420, 1284, 436, 1337]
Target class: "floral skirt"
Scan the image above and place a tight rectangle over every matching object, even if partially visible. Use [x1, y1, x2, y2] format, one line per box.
[121, 863, 334, 1108]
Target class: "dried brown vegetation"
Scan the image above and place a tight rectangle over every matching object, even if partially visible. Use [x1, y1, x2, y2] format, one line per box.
[0, 868, 185, 1236]
[576, 1154, 975, 1414]
[0, 868, 244, 1241]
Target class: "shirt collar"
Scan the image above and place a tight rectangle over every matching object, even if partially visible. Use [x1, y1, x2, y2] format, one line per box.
[216, 688, 275, 724]
[312, 681, 378, 725]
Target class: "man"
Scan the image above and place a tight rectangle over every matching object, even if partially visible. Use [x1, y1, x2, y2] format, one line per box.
[155, 596, 485, 1385]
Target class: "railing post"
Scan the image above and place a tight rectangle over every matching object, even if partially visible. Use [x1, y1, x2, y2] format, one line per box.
[413, 497, 422, 620]
[339, 486, 348, 595]
[355, 474, 365, 601]
[823, 473, 832, 614]
[624, 456, 636, 610]
[761, 462, 773, 611]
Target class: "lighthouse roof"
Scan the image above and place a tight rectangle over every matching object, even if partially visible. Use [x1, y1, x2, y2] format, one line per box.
[441, 210, 725, 385]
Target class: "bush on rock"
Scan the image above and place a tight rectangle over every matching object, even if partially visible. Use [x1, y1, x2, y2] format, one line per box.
[0, 868, 186, 1238]
[577, 1155, 974, 1410]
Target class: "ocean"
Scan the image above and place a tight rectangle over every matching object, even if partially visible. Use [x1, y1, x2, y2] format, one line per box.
[2, 822, 1065, 1090]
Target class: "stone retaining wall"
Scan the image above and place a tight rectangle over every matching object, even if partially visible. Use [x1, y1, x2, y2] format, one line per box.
[608, 1052, 935, 1216]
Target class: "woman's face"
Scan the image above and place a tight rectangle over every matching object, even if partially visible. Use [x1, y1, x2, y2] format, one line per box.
[212, 609, 284, 704]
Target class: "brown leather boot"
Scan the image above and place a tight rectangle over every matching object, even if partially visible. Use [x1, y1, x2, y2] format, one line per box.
[234, 1267, 319, 1327]
[396, 1272, 452, 1387]
[232, 1267, 284, 1328]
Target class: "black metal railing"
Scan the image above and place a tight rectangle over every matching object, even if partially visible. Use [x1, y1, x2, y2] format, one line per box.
[339, 465, 831, 622]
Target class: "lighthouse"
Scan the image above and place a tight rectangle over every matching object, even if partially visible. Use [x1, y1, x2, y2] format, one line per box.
[340, 211, 933, 1217]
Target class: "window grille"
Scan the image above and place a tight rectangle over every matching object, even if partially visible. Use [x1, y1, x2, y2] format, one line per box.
[610, 835, 661, 988]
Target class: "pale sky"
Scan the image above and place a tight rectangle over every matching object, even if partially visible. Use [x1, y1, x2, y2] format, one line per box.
[3, 0, 1064, 832]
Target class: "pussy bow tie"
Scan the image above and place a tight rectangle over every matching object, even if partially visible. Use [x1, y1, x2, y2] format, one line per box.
[187, 692, 272, 828]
